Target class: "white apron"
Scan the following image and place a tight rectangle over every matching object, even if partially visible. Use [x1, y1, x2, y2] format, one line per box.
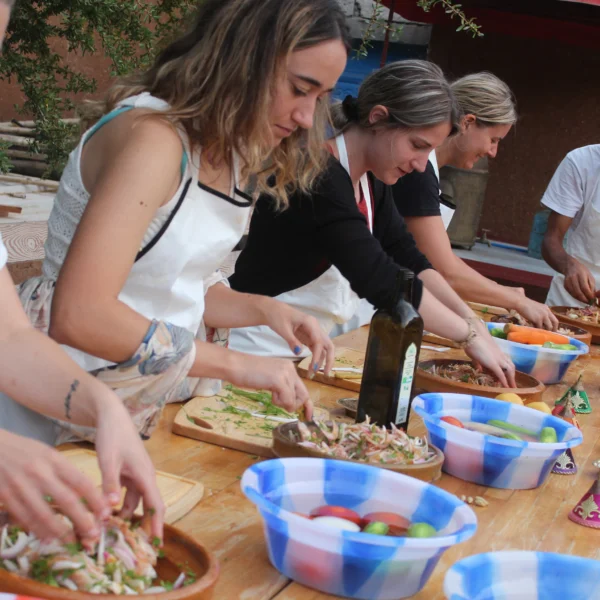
[61, 93, 253, 371]
[546, 185, 600, 307]
[230, 134, 373, 357]
[429, 150, 455, 231]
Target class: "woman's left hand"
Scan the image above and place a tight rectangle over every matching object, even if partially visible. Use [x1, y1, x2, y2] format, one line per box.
[264, 300, 334, 374]
[465, 321, 516, 388]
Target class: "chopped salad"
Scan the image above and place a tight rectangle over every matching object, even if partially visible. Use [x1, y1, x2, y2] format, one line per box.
[295, 417, 434, 465]
[423, 362, 503, 388]
[565, 305, 600, 325]
[0, 515, 195, 594]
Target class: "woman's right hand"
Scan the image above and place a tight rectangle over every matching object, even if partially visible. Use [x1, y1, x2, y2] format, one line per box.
[0, 430, 109, 544]
[464, 324, 516, 388]
[93, 396, 165, 541]
[228, 353, 313, 419]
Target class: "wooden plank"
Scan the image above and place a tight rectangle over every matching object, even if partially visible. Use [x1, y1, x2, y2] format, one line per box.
[60, 448, 204, 525]
[0, 173, 59, 190]
[6, 259, 43, 284]
[297, 347, 364, 392]
[466, 301, 510, 316]
[172, 388, 329, 458]
[0, 221, 48, 262]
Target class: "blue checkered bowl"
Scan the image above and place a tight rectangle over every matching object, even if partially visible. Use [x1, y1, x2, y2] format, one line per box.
[486, 322, 588, 384]
[444, 551, 600, 599]
[412, 393, 583, 489]
[241, 458, 477, 600]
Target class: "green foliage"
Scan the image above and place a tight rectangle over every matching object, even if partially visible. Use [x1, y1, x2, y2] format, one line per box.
[0, 140, 12, 173]
[0, 0, 196, 177]
[417, 0, 483, 37]
[355, 0, 482, 61]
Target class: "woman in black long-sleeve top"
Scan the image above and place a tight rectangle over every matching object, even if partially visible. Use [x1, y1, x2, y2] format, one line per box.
[229, 60, 515, 387]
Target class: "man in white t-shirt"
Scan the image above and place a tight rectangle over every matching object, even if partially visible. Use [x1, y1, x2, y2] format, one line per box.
[542, 144, 600, 306]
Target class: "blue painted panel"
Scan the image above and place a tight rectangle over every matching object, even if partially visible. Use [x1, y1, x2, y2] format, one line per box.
[333, 41, 427, 101]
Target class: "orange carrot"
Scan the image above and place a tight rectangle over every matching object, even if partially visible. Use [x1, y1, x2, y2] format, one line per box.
[504, 324, 569, 345]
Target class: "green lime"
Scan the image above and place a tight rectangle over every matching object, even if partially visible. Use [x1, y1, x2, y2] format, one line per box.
[407, 522, 437, 538]
[362, 521, 389, 536]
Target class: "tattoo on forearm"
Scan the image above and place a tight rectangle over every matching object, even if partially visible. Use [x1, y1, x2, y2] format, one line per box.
[64, 379, 80, 420]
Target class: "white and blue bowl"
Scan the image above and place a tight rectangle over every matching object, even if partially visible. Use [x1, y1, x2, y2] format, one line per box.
[486, 322, 588, 384]
[444, 551, 600, 600]
[412, 393, 583, 489]
[241, 457, 477, 600]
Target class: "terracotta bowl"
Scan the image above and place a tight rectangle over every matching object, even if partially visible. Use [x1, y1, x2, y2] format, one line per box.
[415, 359, 545, 404]
[550, 306, 600, 344]
[272, 422, 444, 482]
[0, 522, 219, 600]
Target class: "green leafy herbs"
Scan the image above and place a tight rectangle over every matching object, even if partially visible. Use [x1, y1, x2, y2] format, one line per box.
[65, 542, 83, 555]
[223, 385, 294, 419]
[151, 536, 161, 548]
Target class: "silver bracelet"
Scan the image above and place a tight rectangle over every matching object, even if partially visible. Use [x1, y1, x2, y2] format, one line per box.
[456, 317, 478, 349]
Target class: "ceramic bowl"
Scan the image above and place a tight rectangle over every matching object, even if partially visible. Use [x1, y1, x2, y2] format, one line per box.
[0, 522, 219, 600]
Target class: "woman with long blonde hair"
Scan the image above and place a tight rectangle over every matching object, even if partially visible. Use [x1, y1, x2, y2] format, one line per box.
[1, 0, 350, 445]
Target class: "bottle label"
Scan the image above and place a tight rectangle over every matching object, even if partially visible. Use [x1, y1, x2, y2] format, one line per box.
[396, 343, 417, 425]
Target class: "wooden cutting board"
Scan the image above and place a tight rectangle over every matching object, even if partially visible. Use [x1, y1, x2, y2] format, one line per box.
[61, 449, 204, 525]
[297, 346, 364, 392]
[172, 389, 329, 458]
[422, 302, 510, 348]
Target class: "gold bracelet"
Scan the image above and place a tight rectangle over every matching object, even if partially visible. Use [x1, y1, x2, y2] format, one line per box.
[456, 317, 478, 349]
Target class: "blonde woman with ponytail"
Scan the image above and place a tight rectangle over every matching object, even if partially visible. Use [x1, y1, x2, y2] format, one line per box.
[1, 0, 351, 445]
[393, 72, 558, 330]
[230, 60, 516, 388]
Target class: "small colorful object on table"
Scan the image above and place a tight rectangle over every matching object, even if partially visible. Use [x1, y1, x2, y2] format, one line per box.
[443, 551, 600, 600]
[486, 323, 588, 384]
[569, 470, 600, 529]
[551, 393, 581, 475]
[241, 457, 476, 600]
[412, 393, 583, 489]
[553, 447, 577, 475]
[554, 374, 591, 414]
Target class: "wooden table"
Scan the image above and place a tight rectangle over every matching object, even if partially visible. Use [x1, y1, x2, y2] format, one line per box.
[98, 326, 600, 599]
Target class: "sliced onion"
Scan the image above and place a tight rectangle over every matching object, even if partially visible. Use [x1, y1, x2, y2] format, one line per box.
[113, 546, 136, 571]
[123, 584, 137, 595]
[173, 572, 186, 589]
[52, 560, 84, 571]
[60, 578, 78, 591]
[2, 559, 18, 572]
[144, 587, 167, 594]
[17, 555, 29, 573]
[0, 532, 29, 559]
[97, 527, 106, 567]
[0, 525, 7, 552]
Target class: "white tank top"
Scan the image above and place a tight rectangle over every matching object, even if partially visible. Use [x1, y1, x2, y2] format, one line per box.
[43, 92, 253, 371]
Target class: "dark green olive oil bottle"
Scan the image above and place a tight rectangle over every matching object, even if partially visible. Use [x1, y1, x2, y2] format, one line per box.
[356, 271, 424, 429]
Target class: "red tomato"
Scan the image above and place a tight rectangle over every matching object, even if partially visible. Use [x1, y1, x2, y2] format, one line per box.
[441, 416, 465, 428]
[309, 505, 362, 526]
[362, 511, 410, 536]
